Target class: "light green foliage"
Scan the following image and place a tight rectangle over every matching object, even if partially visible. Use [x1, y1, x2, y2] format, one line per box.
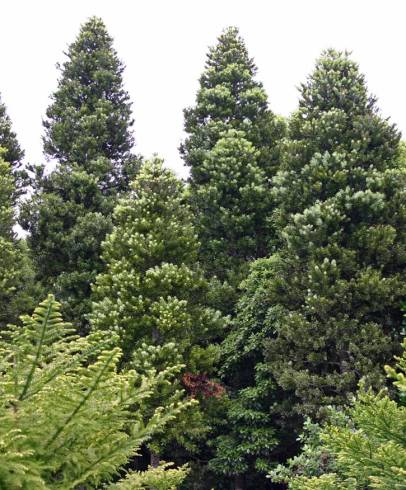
[112, 462, 189, 489]
[269, 418, 341, 485]
[288, 474, 356, 490]
[320, 390, 406, 488]
[91, 158, 224, 453]
[91, 158, 222, 364]
[386, 338, 406, 395]
[181, 26, 285, 288]
[254, 49, 405, 418]
[0, 295, 189, 489]
[21, 17, 139, 330]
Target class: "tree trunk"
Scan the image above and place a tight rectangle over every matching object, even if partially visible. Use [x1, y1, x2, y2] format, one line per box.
[150, 450, 160, 468]
[235, 474, 245, 490]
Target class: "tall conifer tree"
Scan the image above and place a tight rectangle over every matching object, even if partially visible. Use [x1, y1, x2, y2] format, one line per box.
[181, 28, 285, 487]
[21, 17, 138, 328]
[181, 27, 284, 291]
[231, 50, 406, 423]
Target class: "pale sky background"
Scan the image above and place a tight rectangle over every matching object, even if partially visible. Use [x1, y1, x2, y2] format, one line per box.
[1, 0, 406, 178]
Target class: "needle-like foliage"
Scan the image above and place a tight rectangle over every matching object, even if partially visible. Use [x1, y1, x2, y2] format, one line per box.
[0, 295, 189, 489]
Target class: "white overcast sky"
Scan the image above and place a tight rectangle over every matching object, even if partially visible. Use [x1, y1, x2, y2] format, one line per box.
[1, 0, 405, 177]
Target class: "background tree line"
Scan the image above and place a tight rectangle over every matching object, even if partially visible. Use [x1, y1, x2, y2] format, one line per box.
[0, 16, 405, 489]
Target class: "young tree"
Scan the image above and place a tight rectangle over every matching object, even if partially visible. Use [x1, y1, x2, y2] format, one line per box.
[180, 27, 284, 290]
[246, 50, 405, 419]
[90, 158, 224, 459]
[0, 294, 189, 489]
[21, 17, 139, 329]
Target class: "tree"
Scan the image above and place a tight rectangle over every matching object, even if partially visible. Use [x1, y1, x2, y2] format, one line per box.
[90, 158, 224, 458]
[0, 155, 37, 329]
[0, 95, 24, 168]
[0, 94, 25, 196]
[255, 49, 405, 418]
[212, 258, 301, 488]
[43, 17, 136, 187]
[0, 294, 189, 489]
[21, 17, 138, 329]
[180, 28, 285, 487]
[180, 26, 284, 290]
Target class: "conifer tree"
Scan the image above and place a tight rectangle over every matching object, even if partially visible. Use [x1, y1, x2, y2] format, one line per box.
[181, 27, 284, 289]
[238, 50, 406, 420]
[90, 158, 224, 457]
[42, 16, 136, 187]
[181, 29, 284, 486]
[0, 94, 26, 198]
[21, 17, 138, 328]
[90, 158, 222, 361]
[0, 155, 37, 329]
[0, 95, 24, 170]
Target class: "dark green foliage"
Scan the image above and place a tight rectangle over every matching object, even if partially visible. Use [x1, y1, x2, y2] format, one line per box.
[251, 50, 405, 419]
[0, 156, 38, 329]
[0, 95, 26, 199]
[181, 26, 281, 182]
[208, 365, 277, 478]
[43, 17, 136, 189]
[188, 129, 275, 285]
[181, 27, 285, 287]
[272, 338, 406, 489]
[21, 17, 138, 329]
[0, 96, 24, 168]
[213, 258, 300, 485]
[3, 17, 406, 488]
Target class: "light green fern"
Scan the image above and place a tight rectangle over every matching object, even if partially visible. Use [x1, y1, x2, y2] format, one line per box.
[0, 295, 190, 489]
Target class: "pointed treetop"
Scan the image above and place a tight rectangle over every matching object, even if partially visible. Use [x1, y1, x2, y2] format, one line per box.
[203, 26, 257, 81]
[286, 48, 400, 168]
[298, 49, 375, 119]
[181, 25, 283, 182]
[43, 16, 134, 169]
